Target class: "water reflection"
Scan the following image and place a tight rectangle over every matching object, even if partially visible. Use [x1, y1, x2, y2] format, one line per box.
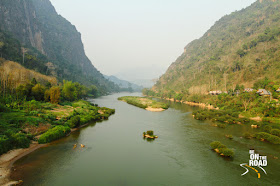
[143, 137, 155, 142]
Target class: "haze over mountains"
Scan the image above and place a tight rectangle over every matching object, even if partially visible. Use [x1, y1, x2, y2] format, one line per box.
[49, 0, 256, 85]
[152, 0, 280, 96]
[104, 75, 143, 92]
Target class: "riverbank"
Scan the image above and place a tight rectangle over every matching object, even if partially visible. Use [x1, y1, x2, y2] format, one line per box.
[0, 143, 46, 185]
[150, 96, 218, 110]
[0, 109, 115, 185]
[0, 99, 115, 185]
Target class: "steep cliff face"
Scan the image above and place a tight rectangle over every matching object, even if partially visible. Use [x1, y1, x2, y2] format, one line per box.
[153, 0, 280, 96]
[0, 0, 47, 54]
[0, 0, 118, 93]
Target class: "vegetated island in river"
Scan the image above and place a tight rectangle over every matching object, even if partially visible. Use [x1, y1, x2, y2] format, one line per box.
[118, 96, 169, 112]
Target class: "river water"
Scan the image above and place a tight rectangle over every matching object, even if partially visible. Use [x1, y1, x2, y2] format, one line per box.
[11, 93, 280, 185]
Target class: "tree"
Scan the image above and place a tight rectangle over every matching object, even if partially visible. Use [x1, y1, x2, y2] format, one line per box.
[234, 84, 240, 92]
[242, 44, 248, 50]
[16, 83, 33, 99]
[89, 85, 98, 97]
[31, 84, 45, 101]
[175, 93, 183, 101]
[46, 82, 52, 89]
[0, 42, 4, 58]
[62, 80, 77, 101]
[73, 82, 88, 99]
[236, 49, 247, 57]
[50, 86, 61, 104]
[253, 77, 270, 89]
[44, 89, 51, 102]
[31, 78, 37, 85]
[21, 47, 28, 64]
[240, 92, 256, 112]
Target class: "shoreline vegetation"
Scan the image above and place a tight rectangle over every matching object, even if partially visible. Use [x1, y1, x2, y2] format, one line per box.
[118, 96, 169, 112]
[0, 100, 115, 185]
[0, 77, 116, 185]
[143, 86, 280, 145]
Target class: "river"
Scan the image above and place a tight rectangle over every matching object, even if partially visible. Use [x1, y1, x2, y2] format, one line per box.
[11, 92, 280, 185]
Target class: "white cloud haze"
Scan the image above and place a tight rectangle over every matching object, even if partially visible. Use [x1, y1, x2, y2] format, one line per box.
[50, 0, 256, 81]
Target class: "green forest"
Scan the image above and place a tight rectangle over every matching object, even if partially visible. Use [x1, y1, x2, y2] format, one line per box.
[153, 0, 280, 96]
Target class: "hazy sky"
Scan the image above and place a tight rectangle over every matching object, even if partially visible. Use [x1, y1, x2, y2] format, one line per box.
[50, 0, 256, 81]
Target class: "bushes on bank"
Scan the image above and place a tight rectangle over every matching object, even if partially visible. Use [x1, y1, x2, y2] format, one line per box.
[38, 126, 71, 144]
[68, 115, 81, 128]
[243, 132, 252, 139]
[271, 129, 280, 137]
[263, 125, 272, 133]
[193, 109, 253, 125]
[255, 132, 280, 144]
[0, 133, 30, 155]
[12, 133, 30, 148]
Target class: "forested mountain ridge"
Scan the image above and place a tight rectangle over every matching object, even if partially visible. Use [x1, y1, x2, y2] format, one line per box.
[152, 0, 280, 97]
[0, 0, 119, 94]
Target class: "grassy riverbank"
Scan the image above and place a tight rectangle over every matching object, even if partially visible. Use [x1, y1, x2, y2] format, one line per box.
[118, 96, 169, 111]
[0, 99, 115, 185]
[0, 100, 115, 155]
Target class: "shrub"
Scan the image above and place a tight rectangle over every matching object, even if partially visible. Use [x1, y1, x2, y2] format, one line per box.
[68, 116, 81, 128]
[263, 125, 272, 133]
[217, 123, 226, 128]
[0, 133, 30, 155]
[210, 141, 222, 149]
[44, 89, 51, 102]
[28, 111, 39, 116]
[243, 132, 252, 139]
[210, 141, 234, 157]
[52, 120, 63, 126]
[0, 103, 9, 112]
[50, 86, 61, 104]
[255, 132, 270, 140]
[38, 126, 70, 144]
[147, 130, 154, 136]
[41, 113, 56, 121]
[0, 136, 11, 155]
[25, 117, 44, 126]
[220, 148, 235, 157]
[255, 132, 280, 144]
[12, 133, 30, 148]
[226, 134, 233, 139]
[267, 135, 280, 144]
[271, 129, 280, 137]
[31, 84, 45, 101]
